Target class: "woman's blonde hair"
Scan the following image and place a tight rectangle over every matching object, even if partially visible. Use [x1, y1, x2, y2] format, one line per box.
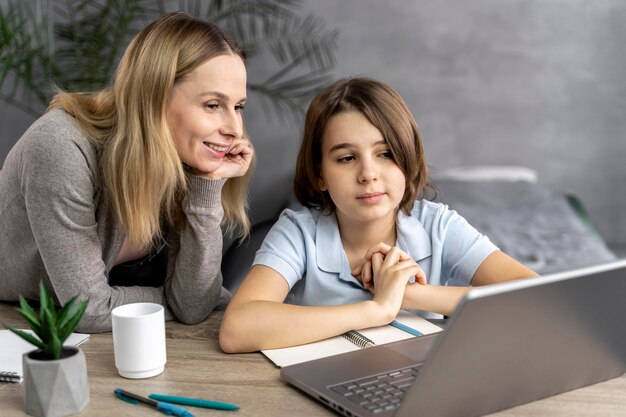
[49, 12, 252, 249]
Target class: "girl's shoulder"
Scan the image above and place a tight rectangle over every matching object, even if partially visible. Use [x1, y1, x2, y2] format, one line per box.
[410, 199, 451, 217]
[407, 199, 467, 229]
[278, 206, 325, 228]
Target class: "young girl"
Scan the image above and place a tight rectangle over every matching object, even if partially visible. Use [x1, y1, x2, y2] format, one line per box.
[219, 77, 536, 353]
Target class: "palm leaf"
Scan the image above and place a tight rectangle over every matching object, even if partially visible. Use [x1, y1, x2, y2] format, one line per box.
[185, 0, 338, 123]
[1, 0, 338, 123]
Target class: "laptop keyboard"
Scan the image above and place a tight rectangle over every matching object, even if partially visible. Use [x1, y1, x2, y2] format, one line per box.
[329, 365, 421, 414]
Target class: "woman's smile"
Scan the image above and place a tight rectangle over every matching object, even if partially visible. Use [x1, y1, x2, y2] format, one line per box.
[203, 141, 230, 158]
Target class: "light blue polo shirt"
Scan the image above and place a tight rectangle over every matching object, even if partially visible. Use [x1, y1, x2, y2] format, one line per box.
[253, 200, 498, 313]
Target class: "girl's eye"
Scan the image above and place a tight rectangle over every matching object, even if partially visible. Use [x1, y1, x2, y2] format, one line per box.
[205, 103, 219, 110]
[379, 151, 394, 160]
[337, 155, 355, 163]
[235, 103, 246, 111]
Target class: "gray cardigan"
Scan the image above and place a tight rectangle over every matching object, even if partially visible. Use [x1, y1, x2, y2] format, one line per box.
[0, 110, 230, 332]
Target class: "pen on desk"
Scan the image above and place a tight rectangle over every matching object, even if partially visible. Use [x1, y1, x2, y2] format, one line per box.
[390, 320, 422, 337]
[149, 393, 240, 411]
[114, 388, 194, 417]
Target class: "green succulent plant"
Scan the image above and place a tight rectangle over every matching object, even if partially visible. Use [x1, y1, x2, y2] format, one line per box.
[2, 283, 88, 360]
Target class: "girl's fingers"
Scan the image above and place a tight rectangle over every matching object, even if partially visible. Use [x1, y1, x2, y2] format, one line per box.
[414, 266, 427, 285]
[361, 260, 373, 290]
[363, 242, 392, 261]
[380, 247, 404, 269]
[371, 253, 384, 281]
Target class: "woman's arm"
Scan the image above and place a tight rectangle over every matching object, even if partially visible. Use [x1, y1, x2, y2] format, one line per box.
[220, 250, 418, 353]
[166, 138, 254, 324]
[163, 175, 227, 325]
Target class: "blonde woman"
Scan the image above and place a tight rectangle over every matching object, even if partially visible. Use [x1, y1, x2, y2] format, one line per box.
[0, 12, 254, 332]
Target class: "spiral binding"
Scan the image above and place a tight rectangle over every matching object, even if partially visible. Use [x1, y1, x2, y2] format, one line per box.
[342, 330, 375, 349]
[0, 371, 22, 383]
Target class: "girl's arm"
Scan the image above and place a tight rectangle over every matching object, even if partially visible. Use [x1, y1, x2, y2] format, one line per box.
[401, 250, 538, 315]
[470, 250, 538, 285]
[219, 266, 384, 353]
[220, 248, 419, 353]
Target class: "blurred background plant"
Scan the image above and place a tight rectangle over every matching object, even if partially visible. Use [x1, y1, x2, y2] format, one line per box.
[0, 0, 338, 122]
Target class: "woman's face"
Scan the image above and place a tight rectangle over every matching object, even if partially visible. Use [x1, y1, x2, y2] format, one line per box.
[167, 53, 247, 176]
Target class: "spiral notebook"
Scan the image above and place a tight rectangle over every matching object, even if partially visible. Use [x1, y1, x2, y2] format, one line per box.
[261, 311, 442, 367]
[0, 330, 90, 383]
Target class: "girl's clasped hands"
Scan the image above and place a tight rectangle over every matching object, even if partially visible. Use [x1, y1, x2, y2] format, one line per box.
[352, 243, 428, 320]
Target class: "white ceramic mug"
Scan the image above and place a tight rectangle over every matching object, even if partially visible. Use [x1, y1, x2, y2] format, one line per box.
[111, 302, 166, 379]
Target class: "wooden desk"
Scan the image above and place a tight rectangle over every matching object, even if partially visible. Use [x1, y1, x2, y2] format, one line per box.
[1, 302, 625, 417]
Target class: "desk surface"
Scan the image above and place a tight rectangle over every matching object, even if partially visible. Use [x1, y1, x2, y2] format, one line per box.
[1, 302, 625, 417]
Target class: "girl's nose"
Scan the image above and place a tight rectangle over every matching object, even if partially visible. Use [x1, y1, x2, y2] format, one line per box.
[357, 160, 378, 183]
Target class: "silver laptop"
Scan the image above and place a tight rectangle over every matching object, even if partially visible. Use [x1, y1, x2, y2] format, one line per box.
[281, 259, 626, 417]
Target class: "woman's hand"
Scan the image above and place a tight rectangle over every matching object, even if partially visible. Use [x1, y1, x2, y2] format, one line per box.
[203, 138, 254, 180]
[352, 242, 427, 291]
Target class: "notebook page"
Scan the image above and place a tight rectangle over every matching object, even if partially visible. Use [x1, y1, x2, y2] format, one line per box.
[0, 330, 90, 379]
[359, 311, 443, 344]
[262, 335, 359, 367]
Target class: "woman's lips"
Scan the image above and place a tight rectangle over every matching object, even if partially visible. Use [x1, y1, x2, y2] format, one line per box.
[203, 141, 229, 158]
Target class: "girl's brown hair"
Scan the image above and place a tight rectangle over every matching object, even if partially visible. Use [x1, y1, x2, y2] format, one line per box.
[50, 12, 252, 248]
[293, 77, 429, 215]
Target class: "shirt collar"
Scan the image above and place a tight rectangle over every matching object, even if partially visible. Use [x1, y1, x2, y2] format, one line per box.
[315, 210, 432, 275]
[316, 212, 344, 273]
[396, 209, 432, 262]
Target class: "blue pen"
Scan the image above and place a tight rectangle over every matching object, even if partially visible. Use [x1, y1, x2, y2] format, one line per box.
[390, 320, 422, 337]
[149, 393, 240, 411]
[114, 388, 194, 417]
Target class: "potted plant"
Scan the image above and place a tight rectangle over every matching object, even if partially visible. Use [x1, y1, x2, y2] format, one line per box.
[2, 283, 89, 417]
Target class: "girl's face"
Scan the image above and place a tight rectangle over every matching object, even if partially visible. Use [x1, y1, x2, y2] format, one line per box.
[319, 111, 406, 227]
[167, 53, 247, 175]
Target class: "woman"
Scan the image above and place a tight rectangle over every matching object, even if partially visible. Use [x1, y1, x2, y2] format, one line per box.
[0, 12, 254, 332]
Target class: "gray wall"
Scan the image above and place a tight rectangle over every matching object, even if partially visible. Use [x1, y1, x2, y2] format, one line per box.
[284, 0, 626, 248]
[2, 0, 626, 249]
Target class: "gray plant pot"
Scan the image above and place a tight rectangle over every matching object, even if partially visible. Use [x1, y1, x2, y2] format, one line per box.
[22, 347, 89, 417]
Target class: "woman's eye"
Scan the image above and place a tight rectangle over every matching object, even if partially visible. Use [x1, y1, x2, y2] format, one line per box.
[235, 103, 246, 111]
[379, 151, 394, 160]
[205, 103, 219, 110]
